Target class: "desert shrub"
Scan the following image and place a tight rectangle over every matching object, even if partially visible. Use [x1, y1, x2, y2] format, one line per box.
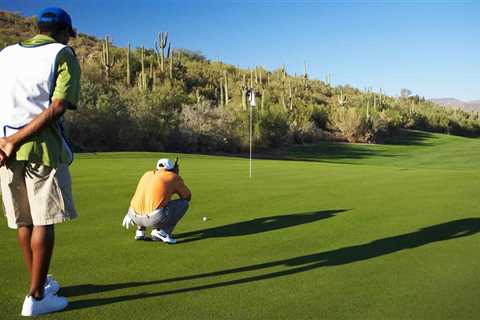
[172, 103, 244, 153]
[368, 109, 402, 142]
[64, 79, 131, 151]
[424, 110, 450, 132]
[257, 107, 290, 148]
[288, 103, 323, 144]
[121, 83, 187, 151]
[447, 117, 480, 137]
[331, 107, 371, 143]
[310, 104, 330, 130]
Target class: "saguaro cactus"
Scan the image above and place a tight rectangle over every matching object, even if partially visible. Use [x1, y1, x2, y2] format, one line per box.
[223, 70, 229, 105]
[149, 58, 155, 90]
[379, 88, 386, 106]
[169, 52, 173, 79]
[303, 62, 309, 91]
[155, 32, 168, 72]
[325, 73, 331, 86]
[261, 88, 266, 111]
[126, 43, 131, 86]
[196, 88, 201, 104]
[288, 79, 293, 110]
[219, 78, 224, 107]
[101, 36, 115, 80]
[137, 46, 147, 91]
[337, 91, 347, 107]
[367, 99, 370, 119]
[280, 92, 287, 111]
[241, 74, 247, 110]
[149, 59, 154, 79]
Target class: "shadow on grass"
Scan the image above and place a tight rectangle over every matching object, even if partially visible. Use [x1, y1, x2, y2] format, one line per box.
[175, 209, 348, 244]
[261, 130, 435, 164]
[63, 217, 480, 312]
[381, 130, 436, 146]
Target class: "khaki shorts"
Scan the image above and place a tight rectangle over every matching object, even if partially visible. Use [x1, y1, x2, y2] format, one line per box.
[0, 160, 77, 229]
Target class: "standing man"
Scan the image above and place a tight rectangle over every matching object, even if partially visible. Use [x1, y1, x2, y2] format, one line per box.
[0, 7, 80, 316]
[122, 158, 192, 244]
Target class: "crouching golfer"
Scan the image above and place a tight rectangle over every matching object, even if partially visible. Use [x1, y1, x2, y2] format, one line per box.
[122, 158, 191, 244]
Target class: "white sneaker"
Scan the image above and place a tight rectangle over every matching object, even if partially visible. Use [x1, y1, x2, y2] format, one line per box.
[151, 229, 176, 244]
[135, 229, 146, 240]
[44, 275, 60, 296]
[21, 294, 68, 316]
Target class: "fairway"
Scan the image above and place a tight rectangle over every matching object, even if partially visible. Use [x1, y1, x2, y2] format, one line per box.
[1, 130, 479, 319]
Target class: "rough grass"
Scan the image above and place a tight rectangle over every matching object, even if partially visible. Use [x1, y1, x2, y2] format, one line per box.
[0, 130, 479, 319]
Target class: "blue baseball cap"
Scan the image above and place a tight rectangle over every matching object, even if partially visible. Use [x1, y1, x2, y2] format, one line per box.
[37, 7, 76, 37]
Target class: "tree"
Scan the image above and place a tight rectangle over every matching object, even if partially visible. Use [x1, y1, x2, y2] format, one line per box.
[400, 88, 412, 98]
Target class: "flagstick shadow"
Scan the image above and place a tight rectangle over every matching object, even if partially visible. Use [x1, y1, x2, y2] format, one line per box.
[63, 217, 480, 312]
[175, 209, 348, 244]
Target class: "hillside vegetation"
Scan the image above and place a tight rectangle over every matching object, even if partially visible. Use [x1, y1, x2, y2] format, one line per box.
[1, 11, 480, 153]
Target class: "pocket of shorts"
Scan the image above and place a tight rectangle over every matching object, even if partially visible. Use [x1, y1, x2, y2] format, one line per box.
[53, 172, 66, 213]
[2, 161, 22, 185]
[43, 167, 66, 221]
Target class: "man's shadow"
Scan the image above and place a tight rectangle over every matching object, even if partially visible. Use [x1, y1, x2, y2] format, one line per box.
[63, 217, 480, 312]
[175, 209, 348, 243]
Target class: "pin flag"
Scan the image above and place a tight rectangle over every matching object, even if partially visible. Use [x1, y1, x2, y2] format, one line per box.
[248, 89, 256, 107]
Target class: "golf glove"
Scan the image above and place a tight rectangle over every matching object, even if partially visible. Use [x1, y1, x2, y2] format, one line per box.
[122, 214, 134, 229]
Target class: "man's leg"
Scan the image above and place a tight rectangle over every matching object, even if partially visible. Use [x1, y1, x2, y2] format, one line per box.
[20, 223, 67, 316]
[6, 162, 50, 297]
[28, 225, 54, 299]
[161, 199, 189, 235]
[150, 203, 187, 244]
[20, 162, 71, 315]
[17, 226, 33, 275]
[128, 209, 150, 240]
[135, 226, 146, 240]
[17, 224, 54, 299]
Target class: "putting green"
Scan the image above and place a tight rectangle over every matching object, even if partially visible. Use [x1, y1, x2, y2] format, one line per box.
[0, 130, 479, 319]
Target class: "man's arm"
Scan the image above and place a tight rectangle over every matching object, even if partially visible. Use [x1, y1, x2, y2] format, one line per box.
[0, 99, 71, 166]
[175, 176, 192, 201]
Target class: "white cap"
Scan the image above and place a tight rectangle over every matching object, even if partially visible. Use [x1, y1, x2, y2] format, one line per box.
[156, 158, 174, 170]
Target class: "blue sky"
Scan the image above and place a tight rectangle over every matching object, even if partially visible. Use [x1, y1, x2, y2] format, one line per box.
[1, 0, 478, 101]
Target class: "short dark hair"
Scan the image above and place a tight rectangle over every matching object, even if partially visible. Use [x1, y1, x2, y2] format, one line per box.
[37, 20, 69, 36]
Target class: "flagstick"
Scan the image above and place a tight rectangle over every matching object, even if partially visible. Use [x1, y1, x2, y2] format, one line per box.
[248, 89, 256, 179]
[249, 101, 252, 179]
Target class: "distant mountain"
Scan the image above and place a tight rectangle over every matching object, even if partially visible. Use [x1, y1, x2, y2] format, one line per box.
[430, 98, 480, 112]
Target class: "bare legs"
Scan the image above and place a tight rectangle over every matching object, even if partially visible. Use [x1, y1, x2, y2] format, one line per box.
[17, 225, 54, 299]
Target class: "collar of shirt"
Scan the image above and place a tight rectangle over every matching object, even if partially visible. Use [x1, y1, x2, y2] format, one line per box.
[21, 34, 57, 47]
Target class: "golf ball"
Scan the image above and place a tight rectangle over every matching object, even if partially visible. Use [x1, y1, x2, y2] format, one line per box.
[202, 216, 207, 221]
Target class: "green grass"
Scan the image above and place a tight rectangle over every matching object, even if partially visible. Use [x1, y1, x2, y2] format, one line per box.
[1, 130, 479, 319]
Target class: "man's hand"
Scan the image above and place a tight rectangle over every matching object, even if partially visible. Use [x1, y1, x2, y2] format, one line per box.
[0, 137, 15, 167]
[0, 149, 6, 167]
[0, 99, 69, 168]
[122, 214, 134, 229]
